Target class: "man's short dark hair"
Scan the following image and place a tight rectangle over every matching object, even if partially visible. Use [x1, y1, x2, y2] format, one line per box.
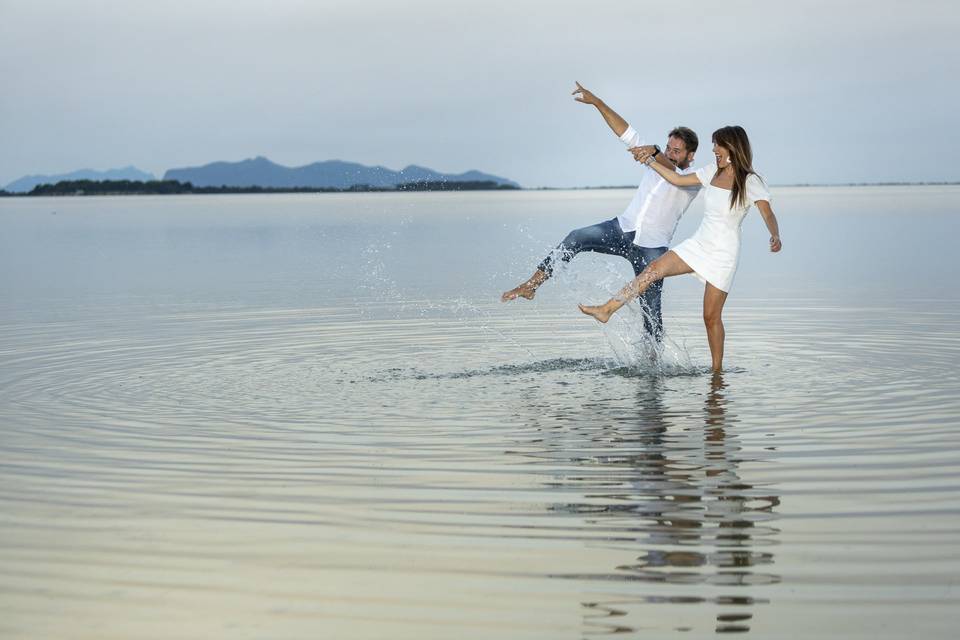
[668, 126, 698, 153]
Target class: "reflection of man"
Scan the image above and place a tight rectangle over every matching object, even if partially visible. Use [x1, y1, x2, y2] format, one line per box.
[501, 82, 701, 340]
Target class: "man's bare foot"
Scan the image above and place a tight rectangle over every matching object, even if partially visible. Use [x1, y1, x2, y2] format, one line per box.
[502, 270, 548, 302]
[578, 303, 612, 323]
[501, 285, 536, 302]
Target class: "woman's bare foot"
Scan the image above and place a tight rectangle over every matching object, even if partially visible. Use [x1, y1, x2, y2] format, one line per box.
[501, 285, 536, 302]
[578, 303, 612, 323]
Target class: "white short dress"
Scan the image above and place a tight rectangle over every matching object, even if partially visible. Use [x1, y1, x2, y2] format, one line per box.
[671, 163, 771, 293]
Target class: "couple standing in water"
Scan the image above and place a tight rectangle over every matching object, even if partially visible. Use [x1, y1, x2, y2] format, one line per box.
[502, 82, 782, 372]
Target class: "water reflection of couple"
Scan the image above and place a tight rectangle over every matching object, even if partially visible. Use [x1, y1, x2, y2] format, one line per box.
[502, 83, 783, 372]
[539, 374, 781, 635]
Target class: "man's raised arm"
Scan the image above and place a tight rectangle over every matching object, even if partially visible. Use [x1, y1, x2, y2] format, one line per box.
[572, 81, 631, 139]
[572, 81, 673, 168]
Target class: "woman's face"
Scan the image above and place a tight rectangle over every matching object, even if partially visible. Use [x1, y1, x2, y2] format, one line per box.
[713, 142, 732, 169]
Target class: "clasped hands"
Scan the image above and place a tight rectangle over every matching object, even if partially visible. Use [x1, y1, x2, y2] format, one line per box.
[629, 146, 657, 164]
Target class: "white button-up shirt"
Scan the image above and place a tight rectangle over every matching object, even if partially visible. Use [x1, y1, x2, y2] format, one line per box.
[617, 125, 701, 248]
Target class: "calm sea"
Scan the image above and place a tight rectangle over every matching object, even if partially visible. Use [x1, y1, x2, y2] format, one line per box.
[1, 187, 959, 638]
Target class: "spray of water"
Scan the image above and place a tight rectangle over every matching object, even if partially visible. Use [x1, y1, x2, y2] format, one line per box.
[532, 243, 704, 376]
[354, 220, 706, 379]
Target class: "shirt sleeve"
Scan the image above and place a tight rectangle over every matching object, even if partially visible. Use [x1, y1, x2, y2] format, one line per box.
[746, 173, 771, 203]
[619, 125, 644, 148]
[694, 163, 717, 186]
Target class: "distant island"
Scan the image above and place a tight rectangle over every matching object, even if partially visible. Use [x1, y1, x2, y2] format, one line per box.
[162, 156, 519, 190]
[2, 156, 520, 194]
[1, 178, 519, 197]
[2, 166, 157, 193]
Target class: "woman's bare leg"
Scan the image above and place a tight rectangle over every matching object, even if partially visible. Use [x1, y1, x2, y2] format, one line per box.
[579, 251, 693, 323]
[703, 283, 729, 373]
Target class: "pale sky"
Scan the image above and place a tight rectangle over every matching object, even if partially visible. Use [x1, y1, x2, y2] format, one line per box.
[2, 0, 958, 188]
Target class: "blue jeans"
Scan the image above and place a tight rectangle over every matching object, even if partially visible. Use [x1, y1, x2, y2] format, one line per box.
[539, 217, 667, 339]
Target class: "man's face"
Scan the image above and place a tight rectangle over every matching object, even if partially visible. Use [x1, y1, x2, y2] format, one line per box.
[665, 136, 695, 169]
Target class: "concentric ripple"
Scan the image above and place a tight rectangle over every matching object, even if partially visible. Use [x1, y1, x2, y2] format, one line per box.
[2, 297, 959, 638]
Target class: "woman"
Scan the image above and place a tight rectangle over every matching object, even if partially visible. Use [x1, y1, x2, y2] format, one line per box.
[579, 126, 782, 372]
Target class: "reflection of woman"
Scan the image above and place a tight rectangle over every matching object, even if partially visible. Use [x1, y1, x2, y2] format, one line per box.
[579, 126, 782, 372]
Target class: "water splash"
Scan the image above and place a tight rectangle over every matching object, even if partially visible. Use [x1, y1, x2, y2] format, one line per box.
[496, 241, 703, 372]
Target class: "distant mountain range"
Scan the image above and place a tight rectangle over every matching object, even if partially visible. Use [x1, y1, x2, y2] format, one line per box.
[4, 158, 519, 193]
[162, 156, 519, 189]
[4, 166, 156, 193]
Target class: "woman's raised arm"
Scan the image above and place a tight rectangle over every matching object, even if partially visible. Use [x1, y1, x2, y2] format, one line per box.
[631, 147, 702, 187]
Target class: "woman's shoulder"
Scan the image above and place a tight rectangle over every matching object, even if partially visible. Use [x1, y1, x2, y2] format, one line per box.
[746, 171, 771, 201]
[695, 163, 719, 184]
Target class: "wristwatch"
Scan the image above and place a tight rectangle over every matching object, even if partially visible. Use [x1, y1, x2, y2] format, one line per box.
[651, 145, 661, 157]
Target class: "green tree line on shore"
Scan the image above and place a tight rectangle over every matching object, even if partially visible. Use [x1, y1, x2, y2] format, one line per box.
[0, 179, 519, 197]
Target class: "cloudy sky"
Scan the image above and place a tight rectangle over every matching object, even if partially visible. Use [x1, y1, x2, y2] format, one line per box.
[2, 0, 958, 187]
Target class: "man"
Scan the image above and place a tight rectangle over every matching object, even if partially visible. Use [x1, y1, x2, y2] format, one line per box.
[501, 82, 700, 340]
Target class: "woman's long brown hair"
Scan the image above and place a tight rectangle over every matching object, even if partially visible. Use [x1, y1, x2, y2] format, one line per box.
[712, 126, 758, 210]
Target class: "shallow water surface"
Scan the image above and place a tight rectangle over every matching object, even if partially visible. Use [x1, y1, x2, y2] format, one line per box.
[1, 189, 959, 638]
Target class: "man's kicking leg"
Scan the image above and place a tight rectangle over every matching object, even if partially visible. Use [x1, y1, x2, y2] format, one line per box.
[502, 218, 632, 302]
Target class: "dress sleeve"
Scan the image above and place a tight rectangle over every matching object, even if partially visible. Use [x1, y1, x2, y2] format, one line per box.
[619, 125, 644, 148]
[694, 163, 717, 186]
[746, 173, 771, 203]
